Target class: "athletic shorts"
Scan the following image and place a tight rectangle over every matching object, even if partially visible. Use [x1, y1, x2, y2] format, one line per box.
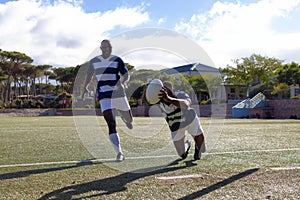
[100, 97, 131, 112]
[171, 115, 204, 141]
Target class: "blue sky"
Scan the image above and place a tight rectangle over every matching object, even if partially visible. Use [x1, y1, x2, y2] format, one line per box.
[0, 0, 300, 69]
[79, 0, 261, 34]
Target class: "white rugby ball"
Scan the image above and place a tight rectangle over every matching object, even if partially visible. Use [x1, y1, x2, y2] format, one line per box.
[146, 79, 163, 104]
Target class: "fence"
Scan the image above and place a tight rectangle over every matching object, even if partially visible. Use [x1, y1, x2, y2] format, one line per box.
[1, 99, 299, 119]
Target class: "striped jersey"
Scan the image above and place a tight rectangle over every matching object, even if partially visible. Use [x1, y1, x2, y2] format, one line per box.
[88, 55, 129, 100]
[159, 91, 196, 132]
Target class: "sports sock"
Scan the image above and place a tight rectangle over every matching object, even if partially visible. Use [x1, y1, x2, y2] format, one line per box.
[109, 133, 122, 153]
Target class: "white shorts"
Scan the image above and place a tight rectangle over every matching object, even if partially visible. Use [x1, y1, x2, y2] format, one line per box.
[100, 97, 130, 112]
[171, 116, 204, 141]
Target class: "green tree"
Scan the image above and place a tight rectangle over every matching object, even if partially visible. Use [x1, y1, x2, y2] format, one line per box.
[222, 54, 283, 97]
[52, 66, 79, 94]
[129, 69, 156, 83]
[21, 64, 36, 97]
[276, 62, 300, 85]
[271, 62, 300, 98]
[0, 66, 7, 104]
[0, 50, 33, 103]
[35, 65, 53, 95]
[127, 79, 144, 105]
[125, 63, 135, 71]
[185, 74, 208, 93]
[152, 73, 192, 95]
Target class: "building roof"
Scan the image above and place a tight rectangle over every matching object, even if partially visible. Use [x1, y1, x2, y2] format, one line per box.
[162, 63, 220, 75]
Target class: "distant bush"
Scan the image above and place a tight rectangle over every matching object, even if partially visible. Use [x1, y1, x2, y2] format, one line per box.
[200, 100, 209, 105]
[291, 94, 300, 99]
[15, 99, 22, 108]
[289, 115, 298, 119]
[35, 100, 44, 108]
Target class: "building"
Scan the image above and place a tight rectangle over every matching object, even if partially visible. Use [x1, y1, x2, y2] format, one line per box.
[291, 84, 300, 98]
[145, 63, 250, 103]
[162, 63, 220, 76]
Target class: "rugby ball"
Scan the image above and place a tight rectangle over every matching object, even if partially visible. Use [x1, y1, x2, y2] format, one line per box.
[146, 79, 163, 104]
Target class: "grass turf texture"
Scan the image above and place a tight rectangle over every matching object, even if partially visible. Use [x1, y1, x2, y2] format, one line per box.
[0, 116, 299, 199]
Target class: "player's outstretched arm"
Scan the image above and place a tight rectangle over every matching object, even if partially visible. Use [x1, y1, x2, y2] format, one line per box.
[159, 87, 190, 110]
[141, 83, 150, 104]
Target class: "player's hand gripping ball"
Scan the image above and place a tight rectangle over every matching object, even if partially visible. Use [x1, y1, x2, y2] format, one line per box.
[146, 79, 163, 104]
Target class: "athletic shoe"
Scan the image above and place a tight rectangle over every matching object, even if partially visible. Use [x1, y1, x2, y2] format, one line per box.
[121, 116, 133, 129]
[194, 145, 201, 160]
[181, 140, 191, 159]
[116, 152, 125, 162]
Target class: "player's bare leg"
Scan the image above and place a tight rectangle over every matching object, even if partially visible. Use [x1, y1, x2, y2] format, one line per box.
[103, 109, 117, 133]
[193, 134, 206, 160]
[119, 110, 133, 129]
[103, 109, 124, 161]
[173, 137, 191, 159]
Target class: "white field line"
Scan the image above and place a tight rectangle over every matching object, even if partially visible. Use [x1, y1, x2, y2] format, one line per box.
[156, 174, 202, 180]
[270, 166, 300, 170]
[204, 147, 300, 155]
[0, 148, 299, 169]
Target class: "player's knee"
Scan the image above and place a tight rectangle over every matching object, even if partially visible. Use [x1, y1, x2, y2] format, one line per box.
[120, 111, 133, 123]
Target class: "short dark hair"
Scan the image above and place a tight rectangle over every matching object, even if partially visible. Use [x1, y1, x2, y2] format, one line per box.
[163, 81, 173, 91]
[100, 39, 111, 47]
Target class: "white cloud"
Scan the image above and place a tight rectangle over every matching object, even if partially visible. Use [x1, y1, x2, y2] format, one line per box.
[158, 17, 166, 25]
[0, 0, 149, 67]
[175, 0, 300, 67]
[86, 28, 215, 70]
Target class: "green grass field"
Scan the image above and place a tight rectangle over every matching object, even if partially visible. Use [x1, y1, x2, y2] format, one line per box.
[0, 116, 299, 199]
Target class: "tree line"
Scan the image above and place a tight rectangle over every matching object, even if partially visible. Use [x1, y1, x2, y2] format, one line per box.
[1, 48, 299, 108]
[0, 49, 82, 107]
[222, 54, 300, 98]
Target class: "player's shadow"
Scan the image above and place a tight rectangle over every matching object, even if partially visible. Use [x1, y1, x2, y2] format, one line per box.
[178, 168, 259, 200]
[38, 159, 196, 200]
[0, 160, 105, 180]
